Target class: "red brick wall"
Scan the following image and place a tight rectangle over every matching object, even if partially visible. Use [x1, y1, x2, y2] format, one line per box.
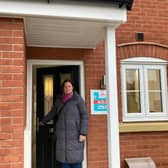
[118, 44, 168, 168]
[116, 0, 168, 167]
[0, 18, 25, 168]
[83, 43, 108, 168]
[116, 0, 168, 45]
[120, 132, 168, 168]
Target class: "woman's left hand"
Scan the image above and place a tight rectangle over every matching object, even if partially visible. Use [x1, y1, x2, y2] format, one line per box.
[79, 135, 86, 142]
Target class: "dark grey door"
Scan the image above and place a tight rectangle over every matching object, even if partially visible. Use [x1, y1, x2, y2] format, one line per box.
[36, 65, 79, 168]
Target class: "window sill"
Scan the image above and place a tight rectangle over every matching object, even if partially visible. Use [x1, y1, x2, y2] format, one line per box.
[119, 122, 168, 133]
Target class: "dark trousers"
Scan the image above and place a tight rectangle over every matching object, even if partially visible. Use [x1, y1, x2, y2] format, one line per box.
[62, 163, 81, 168]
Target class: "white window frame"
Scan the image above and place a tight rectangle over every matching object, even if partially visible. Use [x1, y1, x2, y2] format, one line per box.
[121, 57, 168, 122]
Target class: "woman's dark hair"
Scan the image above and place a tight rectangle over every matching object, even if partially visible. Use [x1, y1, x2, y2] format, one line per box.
[62, 79, 75, 91]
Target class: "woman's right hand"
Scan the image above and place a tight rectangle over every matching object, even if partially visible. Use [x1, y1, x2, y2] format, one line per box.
[39, 121, 45, 126]
[79, 135, 86, 142]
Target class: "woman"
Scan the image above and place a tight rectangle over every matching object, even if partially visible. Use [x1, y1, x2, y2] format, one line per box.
[40, 79, 88, 168]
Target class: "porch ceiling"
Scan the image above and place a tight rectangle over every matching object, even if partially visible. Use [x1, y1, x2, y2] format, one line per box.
[25, 17, 109, 48]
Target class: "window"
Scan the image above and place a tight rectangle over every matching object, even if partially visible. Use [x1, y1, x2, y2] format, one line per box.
[121, 57, 168, 122]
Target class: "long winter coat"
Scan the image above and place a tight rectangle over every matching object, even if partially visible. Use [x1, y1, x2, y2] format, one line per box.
[41, 91, 88, 163]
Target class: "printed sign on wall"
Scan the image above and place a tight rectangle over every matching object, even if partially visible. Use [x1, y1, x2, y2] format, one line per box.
[90, 89, 107, 114]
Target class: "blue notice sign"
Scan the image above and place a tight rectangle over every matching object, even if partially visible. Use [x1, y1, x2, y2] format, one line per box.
[90, 90, 107, 114]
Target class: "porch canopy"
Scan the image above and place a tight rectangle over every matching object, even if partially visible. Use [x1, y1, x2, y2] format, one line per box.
[0, 0, 132, 48]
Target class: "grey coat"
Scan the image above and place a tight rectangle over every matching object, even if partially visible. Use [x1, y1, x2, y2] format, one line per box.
[41, 91, 88, 163]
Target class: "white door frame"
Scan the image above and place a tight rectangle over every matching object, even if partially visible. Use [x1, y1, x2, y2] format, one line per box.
[24, 59, 86, 168]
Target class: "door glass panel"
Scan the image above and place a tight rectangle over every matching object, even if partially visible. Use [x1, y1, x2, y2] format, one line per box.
[60, 73, 72, 85]
[126, 69, 141, 113]
[147, 69, 163, 112]
[44, 75, 53, 115]
[36, 66, 79, 168]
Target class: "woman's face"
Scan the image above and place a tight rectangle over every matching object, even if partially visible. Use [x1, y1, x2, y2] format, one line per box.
[63, 81, 74, 95]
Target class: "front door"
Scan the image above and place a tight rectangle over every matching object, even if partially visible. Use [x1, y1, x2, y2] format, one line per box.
[36, 65, 79, 168]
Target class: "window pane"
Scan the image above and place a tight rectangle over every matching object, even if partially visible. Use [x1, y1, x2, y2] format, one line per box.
[126, 69, 140, 90]
[147, 69, 163, 113]
[44, 75, 53, 116]
[127, 92, 141, 113]
[148, 92, 163, 112]
[148, 70, 161, 90]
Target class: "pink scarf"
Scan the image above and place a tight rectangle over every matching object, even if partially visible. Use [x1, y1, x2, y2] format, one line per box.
[62, 93, 73, 103]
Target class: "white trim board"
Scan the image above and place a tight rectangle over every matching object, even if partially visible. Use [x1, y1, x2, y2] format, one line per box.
[105, 27, 120, 168]
[0, 0, 126, 23]
[25, 59, 86, 168]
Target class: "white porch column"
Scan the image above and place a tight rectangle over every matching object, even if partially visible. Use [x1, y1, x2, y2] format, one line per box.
[105, 26, 120, 168]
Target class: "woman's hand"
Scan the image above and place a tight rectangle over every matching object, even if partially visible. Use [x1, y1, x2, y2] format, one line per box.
[79, 135, 86, 142]
[39, 121, 45, 126]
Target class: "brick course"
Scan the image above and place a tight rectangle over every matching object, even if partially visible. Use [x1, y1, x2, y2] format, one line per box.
[120, 132, 168, 168]
[0, 18, 25, 168]
[117, 43, 168, 168]
[117, 0, 168, 167]
[116, 0, 168, 45]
